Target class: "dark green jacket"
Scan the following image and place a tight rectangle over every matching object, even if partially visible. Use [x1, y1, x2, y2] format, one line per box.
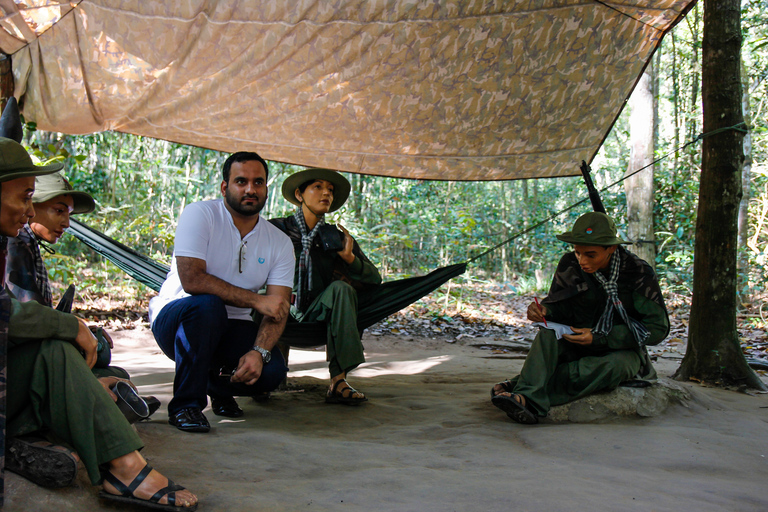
[269, 216, 381, 315]
[542, 248, 669, 378]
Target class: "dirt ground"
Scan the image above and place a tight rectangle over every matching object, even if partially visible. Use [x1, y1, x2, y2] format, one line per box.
[5, 326, 768, 512]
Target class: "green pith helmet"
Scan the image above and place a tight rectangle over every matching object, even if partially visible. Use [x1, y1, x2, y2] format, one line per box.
[0, 137, 62, 182]
[556, 212, 630, 246]
[33, 172, 96, 214]
[281, 168, 351, 213]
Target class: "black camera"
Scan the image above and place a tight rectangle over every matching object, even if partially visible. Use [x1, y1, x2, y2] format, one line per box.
[317, 224, 345, 252]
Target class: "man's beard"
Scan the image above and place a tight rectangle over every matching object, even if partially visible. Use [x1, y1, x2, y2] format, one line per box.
[225, 188, 266, 217]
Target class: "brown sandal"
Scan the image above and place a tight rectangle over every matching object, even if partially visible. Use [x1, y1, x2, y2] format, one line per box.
[325, 379, 368, 405]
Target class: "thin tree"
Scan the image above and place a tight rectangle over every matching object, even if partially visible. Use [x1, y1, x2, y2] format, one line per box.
[674, 0, 766, 390]
[625, 61, 657, 267]
[738, 55, 752, 273]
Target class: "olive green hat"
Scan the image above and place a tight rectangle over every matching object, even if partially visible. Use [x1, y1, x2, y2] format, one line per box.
[0, 137, 63, 182]
[281, 168, 350, 213]
[33, 172, 96, 214]
[556, 212, 630, 246]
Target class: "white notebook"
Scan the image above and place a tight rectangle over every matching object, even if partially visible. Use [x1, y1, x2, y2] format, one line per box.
[532, 321, 575, 340]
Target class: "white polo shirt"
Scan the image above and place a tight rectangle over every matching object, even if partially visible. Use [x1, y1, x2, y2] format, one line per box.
[148, 199, 294, 323]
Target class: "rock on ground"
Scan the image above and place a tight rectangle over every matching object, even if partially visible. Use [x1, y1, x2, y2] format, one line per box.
[547, 378, 693, 423]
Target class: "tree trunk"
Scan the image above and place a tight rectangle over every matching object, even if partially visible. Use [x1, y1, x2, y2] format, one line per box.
[671, 33, 680, 175]
[625, 62, 656, 268]
[674, 0, 766, 390]
[500, 181, 509, 282]
[686, 6, 701, 169]
[738, 55, 752, 274]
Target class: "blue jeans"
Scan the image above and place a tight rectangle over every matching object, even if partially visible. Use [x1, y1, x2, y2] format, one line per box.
[151, 294, 288, 414]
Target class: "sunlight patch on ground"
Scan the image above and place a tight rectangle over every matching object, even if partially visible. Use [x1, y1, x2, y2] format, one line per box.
[287, 349, 328, 364]
[111, 349, 175, 370]
[288, 355, 452, 379]
[354, 356, 452, 377]
[133, 382, 174, 395]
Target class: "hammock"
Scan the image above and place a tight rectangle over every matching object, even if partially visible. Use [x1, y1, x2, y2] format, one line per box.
[67, 220, 170, 291]
[277, 262, 466, 347]
[67, 219, 466, 347]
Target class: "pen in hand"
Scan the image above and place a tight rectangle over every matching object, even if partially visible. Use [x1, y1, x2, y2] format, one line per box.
[534, 297, 547, 326]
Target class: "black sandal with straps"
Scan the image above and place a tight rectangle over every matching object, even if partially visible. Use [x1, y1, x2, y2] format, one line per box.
[490, 379, 514, 398]
[325, 378, 368, 405]
[98, 463, 197, 511]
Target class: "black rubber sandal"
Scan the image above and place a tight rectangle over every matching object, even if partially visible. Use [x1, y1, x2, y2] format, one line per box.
[98, 464, 197, 511]
[490, 379, 514, 398]
[5, 437, 78, 488]
[325, 378, 368, 405]
[491, 393, 539, 425]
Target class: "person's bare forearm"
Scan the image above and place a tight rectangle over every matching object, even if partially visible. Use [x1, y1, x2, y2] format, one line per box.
[182, 269, 260, 309]
[254, 314, 288, 351]
[254, 284, 292, 349]
[178, 257, 290, 321]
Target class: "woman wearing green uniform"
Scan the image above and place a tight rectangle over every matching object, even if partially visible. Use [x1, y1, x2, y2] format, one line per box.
[270, 169, 381, 405]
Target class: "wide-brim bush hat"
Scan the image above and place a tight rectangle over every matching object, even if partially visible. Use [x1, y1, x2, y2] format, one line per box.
[33, 172, 95, 214]
[281, 168, 350, 213]
[556, 212, 630, 246]
[0, 137, 62, 182]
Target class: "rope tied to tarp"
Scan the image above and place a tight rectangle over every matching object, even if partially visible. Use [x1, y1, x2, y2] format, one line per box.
[466, 121, 749, 264]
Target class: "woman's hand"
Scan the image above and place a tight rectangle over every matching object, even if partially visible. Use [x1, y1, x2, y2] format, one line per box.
[336, 224, 356, 264]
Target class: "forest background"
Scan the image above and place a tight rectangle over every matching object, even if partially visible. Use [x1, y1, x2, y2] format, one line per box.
[20, 2, 768, 331]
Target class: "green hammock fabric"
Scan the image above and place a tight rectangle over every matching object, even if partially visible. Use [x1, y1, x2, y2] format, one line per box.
[278, 262, 467, 347]
[68, 219, 169, 291]
[67, 219, 466, 347]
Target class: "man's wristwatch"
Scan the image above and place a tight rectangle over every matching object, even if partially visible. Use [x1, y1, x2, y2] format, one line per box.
[252, 345, 271, 364]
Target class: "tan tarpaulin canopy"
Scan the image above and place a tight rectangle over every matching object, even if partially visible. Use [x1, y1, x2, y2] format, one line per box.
[1, 0, 695, 181]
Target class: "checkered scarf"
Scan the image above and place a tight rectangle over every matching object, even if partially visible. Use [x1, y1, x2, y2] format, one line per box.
[24, 225, 52, 307]
[293, 206, 324, 312]
[592, 250, 650, 346]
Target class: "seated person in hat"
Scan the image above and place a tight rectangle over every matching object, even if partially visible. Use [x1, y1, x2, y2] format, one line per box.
[4, 171, 95, 307]
[270, 169, 381, 405]
[490, 212, 669, 424]
[4, 171, 160, 419]
[0, 137, 197, 509]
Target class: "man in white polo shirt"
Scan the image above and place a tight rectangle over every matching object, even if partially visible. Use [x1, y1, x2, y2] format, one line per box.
[149, 151, 294, 433]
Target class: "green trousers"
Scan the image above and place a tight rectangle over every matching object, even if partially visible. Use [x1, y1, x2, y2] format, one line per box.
[509, 328, 641, 416]
[300, 281, 365, 377]
[7, 339, 143, 485]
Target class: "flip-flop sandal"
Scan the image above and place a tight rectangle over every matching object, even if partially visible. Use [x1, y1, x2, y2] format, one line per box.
[325, 378, 368, 405]
[6, 437, 79, 488]
[99, 464, 197, 511]
[490, 379, 514, 398]
[491, 394, 539, 425]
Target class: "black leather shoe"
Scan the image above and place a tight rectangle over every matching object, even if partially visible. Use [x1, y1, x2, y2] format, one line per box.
[168, 408, 210, 433]
[143, 396, 162, 418]
[211, 396, 244, 418]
